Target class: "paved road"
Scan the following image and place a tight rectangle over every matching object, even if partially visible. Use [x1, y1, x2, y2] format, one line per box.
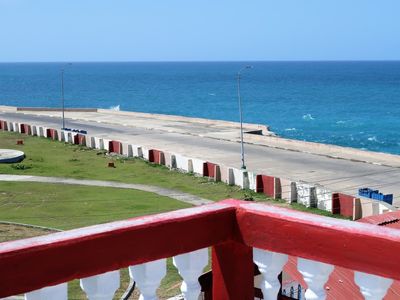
[2, 111, 400, 207]
[0, 174, 212, 206]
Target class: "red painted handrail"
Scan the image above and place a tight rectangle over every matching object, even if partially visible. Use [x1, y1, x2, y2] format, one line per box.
[0, 203, 236, 297]
[1, 199, 400, 298]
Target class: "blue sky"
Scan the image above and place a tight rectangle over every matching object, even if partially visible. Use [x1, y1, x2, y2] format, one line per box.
[0, 0, 399, 62]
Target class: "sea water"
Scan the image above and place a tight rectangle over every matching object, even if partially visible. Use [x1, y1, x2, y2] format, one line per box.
[0, 61, 399, 154]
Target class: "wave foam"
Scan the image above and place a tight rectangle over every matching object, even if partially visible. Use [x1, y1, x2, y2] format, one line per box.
[302, 114, 315, 121]
[109, 105, 120, 111]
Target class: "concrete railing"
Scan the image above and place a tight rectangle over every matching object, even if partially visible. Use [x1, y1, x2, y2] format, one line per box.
[0, 200, 398, 299]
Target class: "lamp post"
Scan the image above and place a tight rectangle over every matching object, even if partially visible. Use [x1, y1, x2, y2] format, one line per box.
[60, 63, 72, 130]
[237, 65, 253, 170]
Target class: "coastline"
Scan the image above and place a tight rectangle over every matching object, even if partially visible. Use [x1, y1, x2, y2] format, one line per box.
[2, 105, 400, 168]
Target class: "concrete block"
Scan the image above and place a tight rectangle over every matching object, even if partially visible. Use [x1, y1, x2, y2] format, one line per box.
[231, 168, 249, 189]
[164, 152, 174, 168]
[84, 135, 94, 147]
[248, 172, 258, 191]
[316, 185, 332, 212]
[214, 165, 221, 182]
[332, 193, 356, 218]
[175, 154, 191, 172]
[227, 168, 235, 186]
[0, 120, 8, 131]
[142, 147, 150, 160]
[108, 140, 122, 154]
[31, 125, 38, 136]
[122, 143, 130, 157]
[219, 165, 229, 184]
[296, 182, 317, 208]
[59, 131, 68, 142]
[38, 126, 45, 137]
[46, 129, 59, 140]
[7, 122, 14, 132]
[274, 177, 282, 199]
[148, 149, 165, 165]
[12, 122, 19, 132]
[188, 159, 194, 173]
[92, 137, 102, 149]
[20, 124, 31, 135]
[101, 138, 110, 151]
[74, 134, 86, 145]
[170, 155, 177, 169]
[280, 179, 297, 203]
[131, 145, 143, 158]
[192, 158, 205, 175]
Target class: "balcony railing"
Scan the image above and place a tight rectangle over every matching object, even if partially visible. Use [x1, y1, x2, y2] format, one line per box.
[1, 199, 399, 299]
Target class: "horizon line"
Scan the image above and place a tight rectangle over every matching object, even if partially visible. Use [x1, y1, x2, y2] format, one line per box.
[1, 59, 400, 64]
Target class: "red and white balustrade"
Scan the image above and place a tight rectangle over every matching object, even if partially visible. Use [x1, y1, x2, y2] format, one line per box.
[0, 200, 399, 299]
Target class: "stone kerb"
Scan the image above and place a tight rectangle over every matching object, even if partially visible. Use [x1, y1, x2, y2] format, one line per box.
[12, 122, 20, 133]
[296, 182, 317, 208]
[121, 143, 130, 157]
[101, 139, 110, 151]
[108, 140, 122, 154]
[141, 147, 150, 160]
[31, 125, 38, 136]
[191, 158, 205, 176]
[7, 122, 14, 132]
[85, 136, 96, 148]
[38, 126, 47, 138]
[247, 172, 257, 191]
[0, 120, 8, 131]
[175, 154, 192, 173]
[130, 145, 143, 158]
[91, 137, 102, 150]
[230, 168, 250, 189]
[316, 185, 332, 212]
[219, 164, 229, 184]
[164, 152, 174, 169]
[59, 131, 67, 142]
[280, 178, 297, 203]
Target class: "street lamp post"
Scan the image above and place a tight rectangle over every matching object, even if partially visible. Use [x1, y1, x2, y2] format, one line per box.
[237, 65, 253, 170]
[61, 69, 65, 129]
[60, 63, 72, 130]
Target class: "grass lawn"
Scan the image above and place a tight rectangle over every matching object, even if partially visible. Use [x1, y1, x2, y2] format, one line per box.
[0, 182, 191, 230]
[0, 131, 262, 202]
[0, 131, 345, 219]
[0, 182, 192, 299]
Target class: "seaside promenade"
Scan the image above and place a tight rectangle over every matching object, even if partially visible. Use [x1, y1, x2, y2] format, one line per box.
[1, 105, 400, 207]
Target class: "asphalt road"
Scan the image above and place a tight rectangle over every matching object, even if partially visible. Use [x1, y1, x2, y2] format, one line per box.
[2, 111, 400, 206]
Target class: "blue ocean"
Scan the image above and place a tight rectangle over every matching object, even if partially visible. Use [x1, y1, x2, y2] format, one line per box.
[0, 62, 400, 154]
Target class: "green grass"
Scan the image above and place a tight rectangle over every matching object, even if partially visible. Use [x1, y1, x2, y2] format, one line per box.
[0, 182, 191, 230]
[0, 182, 190, 299]
[0, 131, 347, 218]
[0, 131, 254, 201]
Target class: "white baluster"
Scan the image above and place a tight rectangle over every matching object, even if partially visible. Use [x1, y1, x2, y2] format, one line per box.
[253, 248, 288, 299]
[354, 271, 393, 300]
[173, 248, 208, 300]
[129, 258, 166, 300]
[25, 283, 67, 300]
[80, 270, 120, 300]
[297, 258, 334, 300]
